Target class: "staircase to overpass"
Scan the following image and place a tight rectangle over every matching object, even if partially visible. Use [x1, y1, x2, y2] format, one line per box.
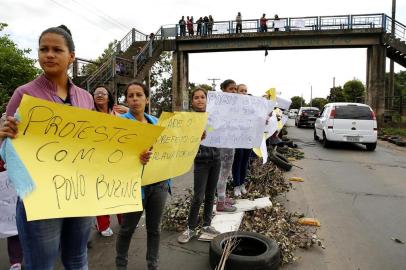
[72, 13, 406, 121]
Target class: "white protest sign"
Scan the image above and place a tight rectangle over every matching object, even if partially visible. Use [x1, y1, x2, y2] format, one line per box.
[0, 171, 18, 238]
[202, 92, 275, 149]
[276, 96, 292, 110]
[265, 114, 278, 136]
[273, 20, 285, 29]
[281, 115, 289, 129]
[259, 136, 268, 164]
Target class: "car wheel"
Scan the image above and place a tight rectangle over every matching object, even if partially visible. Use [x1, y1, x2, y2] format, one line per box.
[209, 231, 281, 270]
[314, 129, 319, 141]
[322, 132, 330, 148]
[365, 142, 377, 151]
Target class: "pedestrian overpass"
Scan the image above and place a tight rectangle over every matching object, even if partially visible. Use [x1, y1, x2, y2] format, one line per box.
[72, 13, 406, 124]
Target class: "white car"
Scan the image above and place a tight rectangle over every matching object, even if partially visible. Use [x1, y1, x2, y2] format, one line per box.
[288, 109, 298, 119]
[314, 102, 378, 151]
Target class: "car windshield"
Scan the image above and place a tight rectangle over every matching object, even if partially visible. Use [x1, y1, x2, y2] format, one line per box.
[302, 110, 319, 116]
[335, 105, 372, 120]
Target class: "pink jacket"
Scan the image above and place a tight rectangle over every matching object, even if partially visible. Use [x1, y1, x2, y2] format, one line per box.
[6, 74, 94, 116]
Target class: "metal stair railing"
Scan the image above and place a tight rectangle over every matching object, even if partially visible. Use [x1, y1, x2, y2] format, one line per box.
[83, 27, 148, 91]
[133, 28, 164, 78]
[385, 15, 406, 42]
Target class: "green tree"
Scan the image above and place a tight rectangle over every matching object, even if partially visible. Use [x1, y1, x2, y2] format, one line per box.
[343, 79, 365, 102]
[290, 96, 306, 109]
[150, 52, 172, 116]
[327, 86, 345, 102]
[0, 23, 41, 113]
[394, 70, 406, 96]
[189, 83, 213, 92]
[80, 40, 119, 76]
[310, 97, 328, 110]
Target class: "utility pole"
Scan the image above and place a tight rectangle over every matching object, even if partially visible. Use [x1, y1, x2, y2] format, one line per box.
[389, 0, 396, 109]
[310, 85, 313, 107]
[208, 78, 220, 91]
[333, 77, 335, 89]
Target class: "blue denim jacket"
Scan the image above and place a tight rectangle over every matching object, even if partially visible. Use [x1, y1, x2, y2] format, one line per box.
[120, 112, 171, 198]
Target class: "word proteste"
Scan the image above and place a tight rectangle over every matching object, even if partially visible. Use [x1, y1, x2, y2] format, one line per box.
[23, 105, 138, 144]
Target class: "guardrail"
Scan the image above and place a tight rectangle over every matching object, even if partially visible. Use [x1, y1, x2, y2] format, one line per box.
[160, 13, 404, 42]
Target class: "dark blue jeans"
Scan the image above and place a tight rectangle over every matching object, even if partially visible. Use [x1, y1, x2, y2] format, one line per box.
[16, 199, 92, 270]
[116, 181, 169, 270]
[232, 149, 252, 187]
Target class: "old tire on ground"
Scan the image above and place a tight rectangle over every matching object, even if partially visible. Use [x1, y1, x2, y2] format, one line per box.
[365, 142, 377, 151]
[270, 152, 292, 171]
[209, 231, 281, 270]
[276, 146, 289, 154]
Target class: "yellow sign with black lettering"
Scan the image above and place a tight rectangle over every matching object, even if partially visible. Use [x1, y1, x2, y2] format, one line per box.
[142, 112, 208, 185]
[12, 95, 164, 221]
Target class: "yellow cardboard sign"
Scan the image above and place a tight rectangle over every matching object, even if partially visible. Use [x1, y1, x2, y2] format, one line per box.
[142, 112, 208, 185]
[266, 88, 277, 101]
[12, 95, 164, 221]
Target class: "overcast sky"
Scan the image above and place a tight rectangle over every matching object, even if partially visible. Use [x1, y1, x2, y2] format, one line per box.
[1, 0, 405, 101]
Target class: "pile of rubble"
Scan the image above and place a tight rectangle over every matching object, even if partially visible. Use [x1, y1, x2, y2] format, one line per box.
[379, 135, 406, 147]
[162, 148, 323, 265]
[284, 147, 305, 160]
[242, 159, 291, 200]
[240, 204, 324, 265]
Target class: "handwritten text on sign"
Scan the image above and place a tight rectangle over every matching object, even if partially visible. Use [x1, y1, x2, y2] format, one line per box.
[202, 92, 275, 148]
[0, 171, 18, 238]
[142, 112, 208, 185]
[12, 95, 163, 221]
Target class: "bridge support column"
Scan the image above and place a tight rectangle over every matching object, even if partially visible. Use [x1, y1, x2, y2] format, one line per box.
[172, 51, 189, 111]
[366, 45, 386, 126]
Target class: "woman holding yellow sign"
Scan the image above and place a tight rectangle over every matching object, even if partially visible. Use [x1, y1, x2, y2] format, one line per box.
[115, 81, 170, 270]
[0, 25, 94, 270]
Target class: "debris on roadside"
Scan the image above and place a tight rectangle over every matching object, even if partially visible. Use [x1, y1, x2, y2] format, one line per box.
[240, 204, 325, 265]
[289, 177, 304, 182]
[243, 158, 291, 199]
[297, 217, 321, 227]
[379, 135, 406, 147]
[285, 147, 305, 160]
[391, 237, 405, 244]
[162, 146, 324, 266]
[162, 189, 193, 232]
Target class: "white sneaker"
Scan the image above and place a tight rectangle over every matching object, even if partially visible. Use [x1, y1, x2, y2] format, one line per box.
[201, 226, 220, 236]
[9, 263, 22, 270]
[100, 227, 114, 237]
[240, 184, 247, 194]
[233, 186, 241, 197]
[177, 228, 196, 244]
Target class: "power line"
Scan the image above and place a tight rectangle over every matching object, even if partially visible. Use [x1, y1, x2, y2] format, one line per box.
[208, 78, 220, 90]
[70, 0, 129, 31]
[48, 0, 120, 36]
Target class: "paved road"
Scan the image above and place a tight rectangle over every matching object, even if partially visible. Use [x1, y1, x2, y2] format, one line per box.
[1, 119, 405, 270]
[283, 119, 406, 270]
